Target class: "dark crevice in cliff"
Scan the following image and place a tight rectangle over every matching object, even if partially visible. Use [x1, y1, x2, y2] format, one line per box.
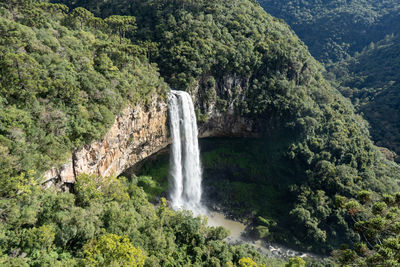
[72, 150, 78, 181]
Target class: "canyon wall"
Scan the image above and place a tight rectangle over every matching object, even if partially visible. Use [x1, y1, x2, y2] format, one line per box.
[43, 76, 264, 187]
[196, 75, 264, 138]
[42, 94, 169, 187]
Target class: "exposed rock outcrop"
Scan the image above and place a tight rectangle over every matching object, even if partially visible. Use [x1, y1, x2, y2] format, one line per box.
[43, 94, 169, 186]
[196, 75, 264, 138]
[43, 75, 265, 187]
[199, 111, 260, 138]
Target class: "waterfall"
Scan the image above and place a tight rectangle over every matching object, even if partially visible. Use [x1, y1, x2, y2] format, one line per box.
[168, 90, 202, 212]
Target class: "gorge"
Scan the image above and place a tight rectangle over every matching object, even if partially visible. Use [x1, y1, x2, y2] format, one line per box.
[2, 0, 400, 265]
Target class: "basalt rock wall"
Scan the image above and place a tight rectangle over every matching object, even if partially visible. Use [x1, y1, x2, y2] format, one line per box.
[43, 94, 169, 186]
[43, 76, 264, 186]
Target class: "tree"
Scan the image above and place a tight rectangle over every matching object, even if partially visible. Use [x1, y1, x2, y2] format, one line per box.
[71, 7, 94, 29]
[238, 257, 258, 267]
[83, 233, 145, 267]
[137, 40, 159, 61]
[334, 192, 400, 266]
[105, 15, 137, 44]
[285, 257, 305, 267]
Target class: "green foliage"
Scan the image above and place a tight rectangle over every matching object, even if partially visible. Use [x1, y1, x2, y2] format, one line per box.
[329, 34, 400, 157]
[0, 1, 167, 178]
[0, 172, 285, 266]
[71, 7, 94, 29]
[139, 134, 399, 256]
[133, 152, 170, 202]
[333, 191, 400, 266]
[83, 233, 145, 267]
[75, 174, 130, 206]
[255, 216, 276, 239]
[258, 0, 400, 62]
[285, 257, 305, 267]
[238, 257, 258, 267]
[105, 15, 137, 44]
[2, 0, 400, 260]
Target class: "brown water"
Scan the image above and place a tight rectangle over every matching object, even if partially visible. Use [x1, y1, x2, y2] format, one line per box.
[206, 212, 246, 240]
[205, 211, 317, 259]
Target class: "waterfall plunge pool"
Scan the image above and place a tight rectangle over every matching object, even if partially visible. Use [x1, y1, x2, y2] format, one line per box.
[127, 137, 323, 260]
[205, 210, 318, 259]
[121, 89, 327, 260]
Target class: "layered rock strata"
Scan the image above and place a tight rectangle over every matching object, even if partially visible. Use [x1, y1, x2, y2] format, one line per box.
[43, 76, 264, 187]
[43, 95, 169, 186]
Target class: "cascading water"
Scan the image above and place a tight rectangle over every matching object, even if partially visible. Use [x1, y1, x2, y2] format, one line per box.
[168, 90, 202, 212]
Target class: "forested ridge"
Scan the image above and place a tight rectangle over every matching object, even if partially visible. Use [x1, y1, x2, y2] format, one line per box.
[257, 0, 400, 63]
[256, 0, 400, 165]
[58, 0, 400, 254]
[328, 34, 400, 159]
[1, 0, 400, 266]
[0, 1, 285, 266]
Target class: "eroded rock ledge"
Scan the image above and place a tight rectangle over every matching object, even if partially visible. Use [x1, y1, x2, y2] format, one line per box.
[43, 76, 264, 187]
[43, 94, 169, 187]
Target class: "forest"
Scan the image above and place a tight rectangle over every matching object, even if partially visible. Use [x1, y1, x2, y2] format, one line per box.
[258, 0, 400, 163]
[328, 34, 400, 159]
[1, 0, 400, 266]
[258, 0, 400, 63]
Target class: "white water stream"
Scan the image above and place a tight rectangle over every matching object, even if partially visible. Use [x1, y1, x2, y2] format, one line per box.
[168, 90, 202, 212]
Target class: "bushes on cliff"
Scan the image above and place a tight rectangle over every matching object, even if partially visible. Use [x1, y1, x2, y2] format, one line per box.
[0, 1, 167, 178]
[2, 0, 400, 259]
[129, 0, 400, 254]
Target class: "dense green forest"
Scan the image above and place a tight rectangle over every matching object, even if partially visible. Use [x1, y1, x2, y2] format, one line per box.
[0, 1, 288, 266]
[256, 0, 400, 159]
[55, 0, 400, 253]
[1, 0, 400, 265]
[328, 34, 400, 158]
[258, 0, 400, 62]
[139, 137, 400, 266]
[1, 171, 288, 266]
[0, 0, 167, 178]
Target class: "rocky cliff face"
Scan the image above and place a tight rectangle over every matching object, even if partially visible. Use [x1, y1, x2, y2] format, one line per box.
[196, 75, 265, 138]
[43, 75, 264, 187]
[43, 94, 169, 187]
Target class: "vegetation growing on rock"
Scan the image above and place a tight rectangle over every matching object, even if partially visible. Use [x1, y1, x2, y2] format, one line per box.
[61, 0, 400, 253]
[0, 0, 167, 178]
[1, 0, 400, 264]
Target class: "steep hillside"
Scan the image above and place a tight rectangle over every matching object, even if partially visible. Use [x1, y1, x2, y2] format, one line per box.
[57, 0, 400, 253]
[1, 0, 400, 261]
[255, 0, 400, 159]
[0, 1, 167, 178]
[328, 34, 400, 157]
[0, 2, 287, 266]
[257, 0, 400, 62]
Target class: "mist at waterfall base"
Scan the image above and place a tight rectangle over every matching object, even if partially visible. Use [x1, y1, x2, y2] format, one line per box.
[168, 90, 205, 214]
